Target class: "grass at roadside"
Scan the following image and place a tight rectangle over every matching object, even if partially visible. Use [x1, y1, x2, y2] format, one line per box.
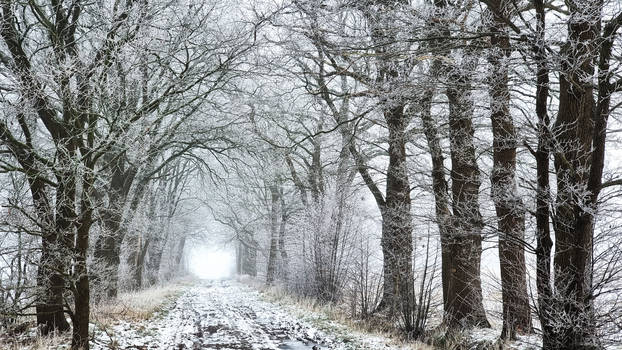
[0, 332, 69, 350]
[91, 278, 192, 329]
[0, 278, 194, 350]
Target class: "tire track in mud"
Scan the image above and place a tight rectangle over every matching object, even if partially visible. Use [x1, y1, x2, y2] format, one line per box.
[93, 280, 331, 350]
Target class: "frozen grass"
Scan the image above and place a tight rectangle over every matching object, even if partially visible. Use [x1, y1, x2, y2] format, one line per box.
[239, 275, 434, 350]
[91, 278, 192, 330]
[0, 330, 70, 350]
[0, 279, 193, 350]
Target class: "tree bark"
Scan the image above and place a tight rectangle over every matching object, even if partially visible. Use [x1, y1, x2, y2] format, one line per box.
[381, 104, 415, 329]
[266, 184, 280, 285]
[444, 59, 490, 329]
[486, 1, 531, 338]
[146, 239, 165, 286]
[242, 233, 258, 277]
[131, 237, 150, 290]
[173, 236, 187, 274]
[419, 82, 453, 314]
[278, 194, 289, 282]
[549, 2, 602, 347]
[72, 173, 94, 350]
[93, 156, 137, 299]
[531, 1, 555, 347]
[32, 179, 70, 334]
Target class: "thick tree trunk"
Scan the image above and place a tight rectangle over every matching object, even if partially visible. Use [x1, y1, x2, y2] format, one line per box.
[72, 180, 94, 350]
[44, 141, 78, 336]
[550, 2, 601, 347]
[422, 0, 488, 329]
[29, 179, 71, 334]
[146, 226, 167, 286]
[359, 2, 415, 325]
[420, 85, 453, 313]
[93, 159, 136, 299]
[93, 204, 124, 299]
[444, 63, 490, 329]
[381, 104, 415, 330]
[487, 6, 531, 338]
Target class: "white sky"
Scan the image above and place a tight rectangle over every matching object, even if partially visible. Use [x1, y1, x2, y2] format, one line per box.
[187, 246, 236, 280]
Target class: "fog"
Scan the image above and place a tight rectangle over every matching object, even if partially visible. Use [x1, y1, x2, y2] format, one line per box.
[188, 246, 237, 280]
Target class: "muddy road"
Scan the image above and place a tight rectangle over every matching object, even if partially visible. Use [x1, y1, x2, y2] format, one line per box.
[92, 280, 368, 350]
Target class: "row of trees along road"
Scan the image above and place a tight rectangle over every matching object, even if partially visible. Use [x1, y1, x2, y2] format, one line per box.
[0, 0, 622, 350]
[220, 0, 622, 349]
[0, 0, 259, 349]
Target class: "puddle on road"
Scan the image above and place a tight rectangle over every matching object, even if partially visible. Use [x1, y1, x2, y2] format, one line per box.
[278, 339, 320, 349]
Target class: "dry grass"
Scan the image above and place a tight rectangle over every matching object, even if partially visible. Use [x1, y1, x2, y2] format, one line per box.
[91, 279, 192, 329]
[0, 330, 70, 350]
[240, 276, 434, 350]
[0, 278, 194, 349]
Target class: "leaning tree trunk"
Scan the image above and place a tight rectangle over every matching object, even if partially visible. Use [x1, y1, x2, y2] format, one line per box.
[487, 3, 531, 338]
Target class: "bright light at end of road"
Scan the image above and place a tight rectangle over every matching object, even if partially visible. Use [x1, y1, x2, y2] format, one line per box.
[188, 246, 236, 280]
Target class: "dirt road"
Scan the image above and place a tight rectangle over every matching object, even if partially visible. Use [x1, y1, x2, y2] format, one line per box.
[92, 280, 391, 350]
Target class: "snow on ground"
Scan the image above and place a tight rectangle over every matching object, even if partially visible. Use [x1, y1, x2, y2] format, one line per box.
[91, 279, 420, 350]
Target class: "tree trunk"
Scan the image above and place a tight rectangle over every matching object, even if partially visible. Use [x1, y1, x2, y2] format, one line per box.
[444, 61, 490, 329]
[146, 243, 164, 286]
[419, 82, 453, 314]
[487, 3, 531, 337]
[124, 178, 152, 290]
[45, 140, 77, 335]
[381, 104, 415, 330]
[93, 158, 136, 299]
[278, 196, 289, 282]
[530, 1, 555, 347]
[236, 241, 243, 275]
[242, 236, 258, 277]
[266, 184, 280, 285]
[72, 175, 94, 350]
[358, 2, 415, 327]
[549, 2, 601, 347]
[132, 237, 150, 290]
[29, 179, 71, 334]
[173, 236, 186, 274]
